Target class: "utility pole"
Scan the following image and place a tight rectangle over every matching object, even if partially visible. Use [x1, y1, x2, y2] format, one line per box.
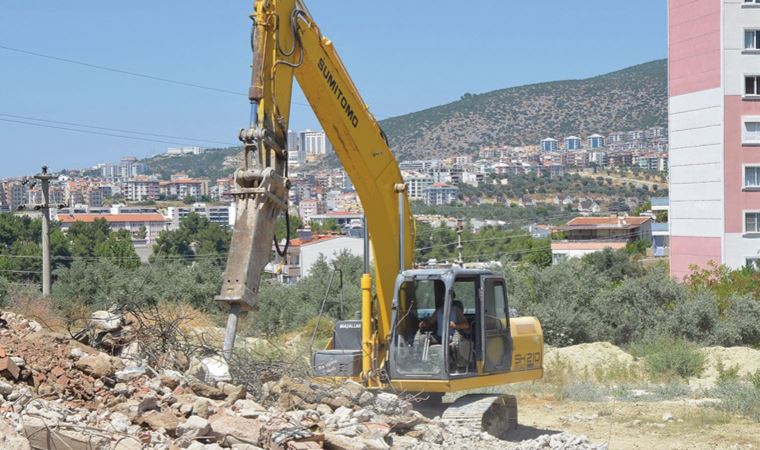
[456, 218, 464, 268]
[33, 166, 58, 297]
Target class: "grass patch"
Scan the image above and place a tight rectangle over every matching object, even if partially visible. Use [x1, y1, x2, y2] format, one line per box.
[559, 380, 610, 402]
[630, 337, 705, 379]
[710, 380, 760, 421]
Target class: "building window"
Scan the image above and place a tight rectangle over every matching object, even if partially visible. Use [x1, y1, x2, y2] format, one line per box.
[746, 30, 760, 50]
[745, 212, 760, 234]
[745, 76, 760, 96]
[746, 167, 760, 189]
[747, 258, 760, 270]
[745, 0, 760, 5]
[742, 118, 760, 144]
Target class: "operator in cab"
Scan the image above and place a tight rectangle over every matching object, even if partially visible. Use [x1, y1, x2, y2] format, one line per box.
[418, 297, 470, 344]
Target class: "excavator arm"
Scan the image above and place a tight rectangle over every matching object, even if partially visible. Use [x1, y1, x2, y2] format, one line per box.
[217, 0, 415, 375]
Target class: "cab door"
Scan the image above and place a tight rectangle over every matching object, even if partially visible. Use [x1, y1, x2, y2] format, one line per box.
[480, 276, 513, 373]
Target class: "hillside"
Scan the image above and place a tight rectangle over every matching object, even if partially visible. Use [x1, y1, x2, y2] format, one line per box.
[379, 59, 667, 160]
[143, 147, 240, 181]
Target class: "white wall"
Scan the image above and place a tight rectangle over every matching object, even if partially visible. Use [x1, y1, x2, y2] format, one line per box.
[669, 87, 725, 238]
[300, 237, 371, 278]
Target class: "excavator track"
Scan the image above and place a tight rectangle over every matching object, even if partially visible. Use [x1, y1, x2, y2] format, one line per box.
[440, 394, 518, 439]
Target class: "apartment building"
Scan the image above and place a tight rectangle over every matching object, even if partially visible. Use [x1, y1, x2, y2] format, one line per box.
[122, 177, 160, 202]
[668, 0, 760, 278]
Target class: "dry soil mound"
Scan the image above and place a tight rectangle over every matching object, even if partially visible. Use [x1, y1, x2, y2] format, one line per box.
[700, 346, 760, 380]
[545, 342, 640, 376]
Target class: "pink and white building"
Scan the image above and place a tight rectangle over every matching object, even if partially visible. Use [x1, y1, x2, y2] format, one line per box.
[669, 0, 760, 278]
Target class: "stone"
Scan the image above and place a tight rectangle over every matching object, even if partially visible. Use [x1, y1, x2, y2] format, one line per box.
[193, 397, 211, 419]
[74, 353, 118, 378]
[0, 380, 13, 396]
[209, 414, 263, 446]
[341, 380, 364, 400]
[113, 437, 144, 450]
[139, 411, 180, 435]
[24, 417, 110, 450]
[160, 371, 182, 390]
[201, 356, 232, 383]
[219, 382, 246, 405]
[110, 412, 131, 433]
[114, 383, 132, 396]
[0, 355, 20, 380]
[662, 412, 675, 422]
[115, 366, 146, 382]
[90, 310, 122, 332]
[138, 394, 159, 413]
[324, 433, 368, 450]
[177, 415, 211, 443]
[189, 378, 226, 400]
[316, 403, 333, 416]
[69, 347, 85, 359]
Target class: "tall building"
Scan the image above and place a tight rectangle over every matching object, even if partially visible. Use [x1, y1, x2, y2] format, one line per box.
[564, 136, 582, 151]
[287, 130, 305, 166]
[587, 133, 605, 149]
[300, 130, 333, 155]
[668, 0, 760, 278]
[540, 138, 558, 152]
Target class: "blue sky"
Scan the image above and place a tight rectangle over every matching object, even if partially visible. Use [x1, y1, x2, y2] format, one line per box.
[0, 1, 666, 178]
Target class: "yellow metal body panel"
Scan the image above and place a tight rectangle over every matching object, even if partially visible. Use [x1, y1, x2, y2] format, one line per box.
[390, 369, 544, 393]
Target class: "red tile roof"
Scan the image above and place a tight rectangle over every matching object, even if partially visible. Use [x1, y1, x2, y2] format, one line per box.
[565, 216, 651, 227]
[551, 242, 627, 251]
[57, 213, 166, 223]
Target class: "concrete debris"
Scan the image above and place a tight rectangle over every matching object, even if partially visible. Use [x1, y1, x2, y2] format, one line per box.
[0, 309, 608, 450]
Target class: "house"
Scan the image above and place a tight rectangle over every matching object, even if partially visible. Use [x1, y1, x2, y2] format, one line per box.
[550, 216, 652, 264]
[577, 199, 601, 215]
[56, 213, 168, 244]
[268, 229, 371, 283]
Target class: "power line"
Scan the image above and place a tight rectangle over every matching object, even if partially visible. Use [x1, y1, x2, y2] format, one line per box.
[0, 43, 389, 119]
[0, 117, 221, 147]
[0, 44, 245, 97]
[0, 113, 238, 147]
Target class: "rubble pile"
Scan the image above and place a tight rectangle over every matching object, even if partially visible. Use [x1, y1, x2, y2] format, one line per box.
[0, 310, 605, 449]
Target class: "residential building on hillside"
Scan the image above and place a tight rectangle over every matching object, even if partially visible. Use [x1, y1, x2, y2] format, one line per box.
[300, 130, 333, 155]
[122, 177, 160, 202]
[422, 183, 458, 206]
[668, 0, 760, 278]
[167, 146, 205, 155]
[564, 136, 582, 151]
[159, 176, 209, 200]
[299, 198, 325, 221]
[588, 134, 605, 149]
[166, 203, 234, 229]
[541, 138, 558, 152]
[287, 130, 305, 167]
[402, 171, 433, 200]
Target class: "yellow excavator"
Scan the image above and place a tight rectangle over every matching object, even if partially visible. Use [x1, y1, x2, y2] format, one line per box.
[215, 0, 544, 437]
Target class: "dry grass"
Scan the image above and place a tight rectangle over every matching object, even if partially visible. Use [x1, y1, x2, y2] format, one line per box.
[6, 285, 67, 332]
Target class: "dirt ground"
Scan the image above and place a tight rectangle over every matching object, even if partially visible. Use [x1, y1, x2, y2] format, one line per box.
[512, 393, 760, 450]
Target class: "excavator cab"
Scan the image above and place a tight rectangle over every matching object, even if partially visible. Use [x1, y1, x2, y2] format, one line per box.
[389, 268, 513, 381]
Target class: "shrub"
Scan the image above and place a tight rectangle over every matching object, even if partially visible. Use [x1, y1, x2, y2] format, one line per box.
[664, 289, 720, 344]
[713, 295, 760, 347]
[711, 380, 760, 421]
[0, 276, 9, 308]
[716, 359, 742, 383]
[630, 337, 705, 379]
[747, 370, 760, 391]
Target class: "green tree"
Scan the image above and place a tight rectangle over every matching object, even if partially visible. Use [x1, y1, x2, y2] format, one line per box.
[153, 213, 230, 263]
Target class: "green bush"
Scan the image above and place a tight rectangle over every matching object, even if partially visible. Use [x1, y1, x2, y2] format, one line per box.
[713, 295, 760, 346]
[0, 276, 9, 308]
[747, 370, 760, 391]
[630, 337, 705, 379]
[664, 289, 720, 344]
[711, 380, 760, 421]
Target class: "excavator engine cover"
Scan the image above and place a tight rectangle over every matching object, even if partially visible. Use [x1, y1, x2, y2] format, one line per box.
[312, 350, 362, 377]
